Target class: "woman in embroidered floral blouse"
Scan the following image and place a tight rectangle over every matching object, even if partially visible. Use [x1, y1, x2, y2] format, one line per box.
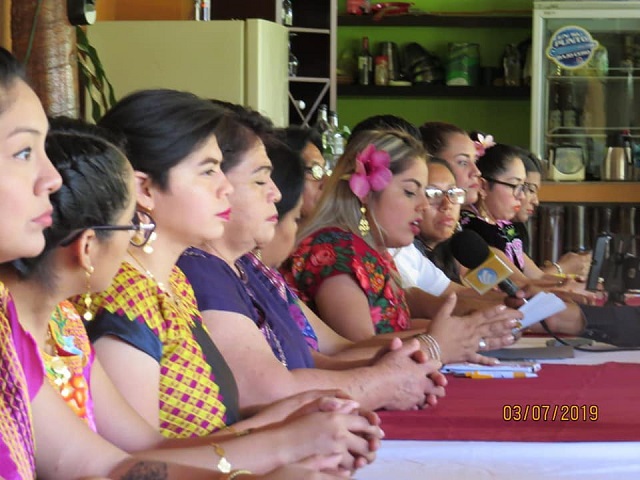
[288, 130, 428, 339]
[284, 127, 527, 364]
[178, 107, 449, 413]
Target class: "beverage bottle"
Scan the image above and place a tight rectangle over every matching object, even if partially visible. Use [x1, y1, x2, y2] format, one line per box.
[548, 83, 562, 132]
[503, 44, 521, 87]
[358, 37, 373, 86]
[282, 0, 293, 26]
[562, 84, 578, 128]
[328, 111, 345, 170]
[315, 104, 332, 158]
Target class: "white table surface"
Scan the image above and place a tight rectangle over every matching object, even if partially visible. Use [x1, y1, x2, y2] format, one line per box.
[356, 337, 640, 480]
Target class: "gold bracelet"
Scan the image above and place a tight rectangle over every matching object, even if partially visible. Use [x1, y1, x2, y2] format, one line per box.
[224, 425, 253, 437]
[228, 470, 252, 479]
[211, 443, 232, 473]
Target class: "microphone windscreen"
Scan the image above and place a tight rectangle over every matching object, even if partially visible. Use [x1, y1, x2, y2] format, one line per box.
[450, 230, 491, 269]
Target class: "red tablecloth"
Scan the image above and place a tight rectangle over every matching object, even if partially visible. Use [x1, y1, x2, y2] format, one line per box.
[378, 362, 640, 442]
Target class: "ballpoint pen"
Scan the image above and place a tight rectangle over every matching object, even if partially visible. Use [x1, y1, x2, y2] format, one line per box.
[459, 372, 538, 379]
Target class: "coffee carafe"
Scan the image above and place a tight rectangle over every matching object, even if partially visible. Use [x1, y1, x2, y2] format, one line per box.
[602, 130, 634, 181]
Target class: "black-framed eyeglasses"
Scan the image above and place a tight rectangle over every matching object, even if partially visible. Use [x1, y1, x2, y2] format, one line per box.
[304, 164, 329, 181]
[425, 187, 467, 206]
[524, 182, 539, 196]
[59, 209, 156, 247]
[483, 177, 527, 198]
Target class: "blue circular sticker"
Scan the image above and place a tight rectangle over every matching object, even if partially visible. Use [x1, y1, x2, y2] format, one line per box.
[546, 26, 599, 70]
[476, 268, 498, 286]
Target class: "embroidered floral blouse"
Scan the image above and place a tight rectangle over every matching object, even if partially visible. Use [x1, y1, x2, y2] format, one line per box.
[43, 300, 97, 431]
[460, 209, 526, 271]
[284, 227, 410, 334]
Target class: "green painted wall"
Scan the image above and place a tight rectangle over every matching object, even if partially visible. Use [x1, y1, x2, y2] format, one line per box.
[336, 0, 534, 147]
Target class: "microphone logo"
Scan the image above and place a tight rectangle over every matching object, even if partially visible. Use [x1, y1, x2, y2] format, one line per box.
[462, 254, 514, 294]
[477, 268, 498, 285]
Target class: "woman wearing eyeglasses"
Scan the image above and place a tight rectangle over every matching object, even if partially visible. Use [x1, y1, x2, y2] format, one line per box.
[460, 141, 532, 272]
[82, 90, 377, 477]
[279, 126, 328, 220]
[2, 116, 365, 479]
[462, 140, 594, 290]
[413, 159, 467, 284]
[0, 50, 325, 480]
[511, 147, 592, 279]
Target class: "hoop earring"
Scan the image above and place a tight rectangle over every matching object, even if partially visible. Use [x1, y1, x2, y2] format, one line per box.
[358, 205, 370, 237]
[82, 266, 95, 321]
[143, 231, 157, 254]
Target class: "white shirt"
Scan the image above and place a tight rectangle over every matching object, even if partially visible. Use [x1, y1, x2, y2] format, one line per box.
[389, 243, 451, 296]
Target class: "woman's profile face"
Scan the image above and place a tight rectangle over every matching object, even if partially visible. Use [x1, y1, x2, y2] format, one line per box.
[150, 133, 233, 249]
[223, 140, 282, 250]
[515, 171, 541, 223]
[301, 141, 326, 218]
[0, 80, 61, 262]
[438, 132, 481, 205]
[420, 163, 461, 247]
[481, 157, 527, 222]
[264, 197, 303, 268]
[368, 158, 429, 249]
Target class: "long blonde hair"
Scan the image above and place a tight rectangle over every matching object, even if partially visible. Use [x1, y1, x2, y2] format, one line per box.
[297, 129, 427, 248]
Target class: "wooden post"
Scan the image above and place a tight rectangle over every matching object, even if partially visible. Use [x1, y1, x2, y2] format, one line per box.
[11, 0, 78, 117]
[1, 0, 11, 49]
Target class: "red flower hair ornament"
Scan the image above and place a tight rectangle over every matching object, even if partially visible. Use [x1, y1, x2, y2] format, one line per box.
[347, 144, 393, 201]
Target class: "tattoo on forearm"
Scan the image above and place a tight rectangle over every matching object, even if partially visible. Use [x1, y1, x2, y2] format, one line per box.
[120, 461, 169, 480]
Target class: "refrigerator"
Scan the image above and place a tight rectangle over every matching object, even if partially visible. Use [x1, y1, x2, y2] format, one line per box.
[87, 19, 289, 126]
[530, 1, 640, 181]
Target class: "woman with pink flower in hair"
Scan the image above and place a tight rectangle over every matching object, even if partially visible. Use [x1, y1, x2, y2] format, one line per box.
[178, 107, 447, 415]
[285, 129, 521, 358]
[288, 131, 427, 339]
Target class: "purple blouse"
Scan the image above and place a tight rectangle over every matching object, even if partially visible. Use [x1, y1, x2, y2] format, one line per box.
[178, 248, 315, 370]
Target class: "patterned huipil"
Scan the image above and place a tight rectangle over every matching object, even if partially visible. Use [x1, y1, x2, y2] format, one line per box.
[79, 262, 239, 438]
[460, 209, 526, 271]
[43, 300, 97, 431]
[0, 282, 44, 479]
[284, 226, 410, 334]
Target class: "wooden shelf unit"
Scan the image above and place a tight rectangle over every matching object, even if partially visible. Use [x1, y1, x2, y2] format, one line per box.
[538, 181, 640, 204]
[338, 84, 530, 99]
[337, 13, 532, 29]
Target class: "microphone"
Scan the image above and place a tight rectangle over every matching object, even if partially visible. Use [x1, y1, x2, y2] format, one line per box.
[450, 230, 520, 297]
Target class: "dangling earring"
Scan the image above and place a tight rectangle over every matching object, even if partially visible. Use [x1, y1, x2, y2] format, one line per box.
[143, 231, 157, 254]
[358, 205, 370, 237]
[82, 266, 95, 321]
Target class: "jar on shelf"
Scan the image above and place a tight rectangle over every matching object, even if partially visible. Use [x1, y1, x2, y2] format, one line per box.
[374, 55, 389, 86]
